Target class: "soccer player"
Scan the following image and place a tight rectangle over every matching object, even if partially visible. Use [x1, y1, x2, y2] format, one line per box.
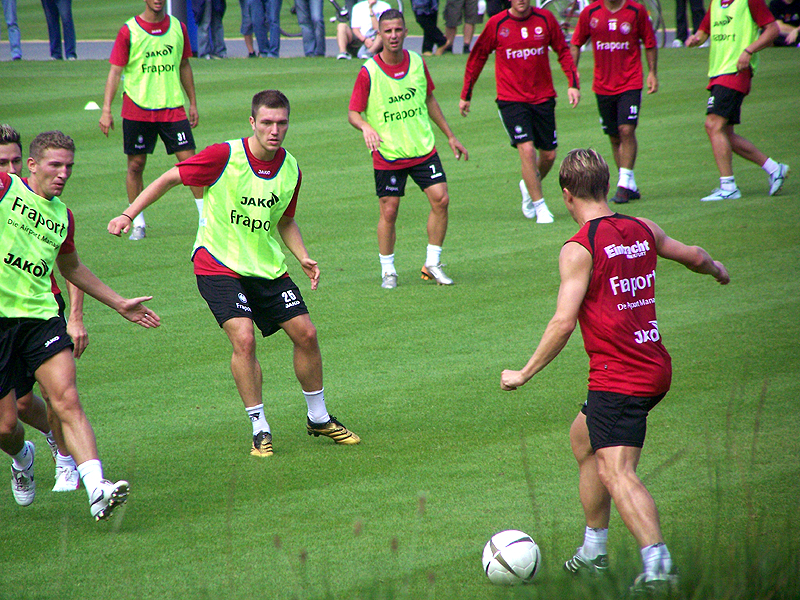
[570, 0, 658, 204]
[99, 0, 203, 241]
[459, 0, 580, 223]
[349, 9, 469, 289]
[687, 0, 789, 201]
[108, 90, 361, 457]
[1, 130, 160, 519]
[500, 148, 730, 593]
[0, 124, 83, 492]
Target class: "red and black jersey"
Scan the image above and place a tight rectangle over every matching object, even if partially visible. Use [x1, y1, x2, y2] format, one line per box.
[568, 214, 672, 397]
[461, 8, 579, 104]
[571, 0, 656, 95]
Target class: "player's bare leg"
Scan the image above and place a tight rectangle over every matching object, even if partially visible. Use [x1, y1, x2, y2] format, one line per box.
[594, 445, 664, 548]
[34, 350, 99, 465]
[519, 142, 544, 201]
[222, 317, 264, 409]
[519, 143, 555, 223]
[126, 153, 148, 239]
[570, 413, 611, 529]
[423, 182, 449, 247]
[705, 114, 735, 177]
[616, 125, 638, 171]
[0, 391, 24, 457]
[537, 148, 556, 181]
[16, 392, 50, 435]
[280, 314, 324, 391]
[377, 195, 401, 256]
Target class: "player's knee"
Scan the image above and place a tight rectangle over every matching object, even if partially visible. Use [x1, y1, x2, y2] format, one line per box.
[47, 387, 81, 419]
[127, 155, 147, 176]
[0, 409, 18, 437]
[430, 191, 449, 212]
[295, 323, 319, 350]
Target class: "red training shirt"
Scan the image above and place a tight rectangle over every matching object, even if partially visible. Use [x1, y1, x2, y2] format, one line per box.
[571, 0, 657, 95]
[567, 214, 672, 397]
[462, 8, 579, 103]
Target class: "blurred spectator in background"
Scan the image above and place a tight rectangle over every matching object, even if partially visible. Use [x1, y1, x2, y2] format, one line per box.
[443, 0, 483, 54]
[251, 0, 282, 57]
[336, 0, 390, 59]
[673, 0, 705, 47]
[194, 0, 228, 59]
[412, 0, 448, 55]
[296, 0, 326, 56]
[41, 0, 76, 60]
[1, 0, 22, 60]
[769, 0, 800, 45]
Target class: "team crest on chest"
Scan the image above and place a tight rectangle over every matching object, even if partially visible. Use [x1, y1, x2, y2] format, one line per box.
[499, 26, 510, 37]
[620, 21, 631, 34]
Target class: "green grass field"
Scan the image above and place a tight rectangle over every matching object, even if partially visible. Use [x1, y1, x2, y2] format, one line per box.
[1, 43, 799, 600]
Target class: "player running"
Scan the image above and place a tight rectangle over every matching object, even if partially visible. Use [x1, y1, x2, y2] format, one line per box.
[460, 0, 580, 223]
[501, 148, 729, 594]
[570, 0, 658, 204]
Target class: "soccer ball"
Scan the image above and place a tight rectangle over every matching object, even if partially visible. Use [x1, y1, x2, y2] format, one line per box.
[482, 530, 541, 585]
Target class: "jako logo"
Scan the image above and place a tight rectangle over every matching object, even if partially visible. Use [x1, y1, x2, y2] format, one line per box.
[145, 45, 174, 59]
[44, 335, 61, 348]
[388, 88, 417, 103]
[4, 254, 49, 277]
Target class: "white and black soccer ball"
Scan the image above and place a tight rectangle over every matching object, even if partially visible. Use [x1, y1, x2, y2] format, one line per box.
[482, 529, 541, 585]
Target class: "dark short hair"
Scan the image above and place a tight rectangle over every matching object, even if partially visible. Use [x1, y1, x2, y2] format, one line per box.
[29, 131, 75, 162]
[559, 148, 609, 201]
[0, 124, 22, 152]
[379, 8, 405, 26]
[251, 90, 291, 118]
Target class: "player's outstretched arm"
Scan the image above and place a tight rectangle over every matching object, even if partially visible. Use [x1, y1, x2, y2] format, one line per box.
[426, 94, 468, 160]
[277, 215, 320, 290]
[55, 252, 161, 328]
[640, 218, 729, 284]
[685, 30, 709, 46]
[108, 166, 183, 235]
[501, 242, 592, 391]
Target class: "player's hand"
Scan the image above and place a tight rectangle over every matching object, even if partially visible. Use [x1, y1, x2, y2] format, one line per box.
[108, 215, 132, 237]
[646, 72, 658, 94]
[119, 297, 160, 328]
[188, 105, 199, 128]
[713, 261, 730, 285]
[736, 51, 752, 72]
[500, 369, 527, 391]
[449, 137, 469, 161]
[787, 28, 798, 45]
[459, 99, 471, 117]
[299, 257, 320, 290]
[361, 124, 382, 152]
[67, 319, 89, 359]
[685, 33, 703, 47]
[99, 112, 114, 137]
[567, 87, 580, 107]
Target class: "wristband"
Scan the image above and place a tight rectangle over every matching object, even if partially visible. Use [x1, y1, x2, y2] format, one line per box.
[121, 213, 133, 222]
[744, 48, 753, 55]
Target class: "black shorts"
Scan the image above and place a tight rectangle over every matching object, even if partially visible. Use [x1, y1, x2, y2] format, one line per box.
[706, 84, 744, 126]
[497, 99, 557, 150]
[0, 315, 74, 399]
[595, 89, 642, 137]
[374, 152, 446, 198]
[14, 293, 67, 398]
[123, 119, 196, 156]
[197, 274, 309, 337]
[581, 389, 666, 451]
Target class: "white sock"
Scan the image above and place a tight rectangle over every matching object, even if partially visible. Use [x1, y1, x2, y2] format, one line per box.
[582, 526, 609, 559]
[304, 389, 329, 424]
[379, 253, 396, 276]
[425, 244, 442, 268]
[12, 441, 33, 470]
[761, 158, 779, 175]
[56, 451, 77, 469]
[720, 175, 737, 191]
[246, 404, 270, 434]
[77, 459, 104, 500]
[641, 542, 667, 577]
[132, 212, 146, 228]
[532, 198, 546, 209]
[618, 168, 637, 191]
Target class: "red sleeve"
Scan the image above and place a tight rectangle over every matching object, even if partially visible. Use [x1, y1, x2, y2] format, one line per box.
[699, 9, 711, 34]
[109, 24, 131, 66]
[550, 11, 580, 88]
[571, 8, 591, 47]
[0, 172, 10, 197]
[349, 67, 372, 112]
[177, 143, 231, 187]
[461, 18, 495, 100]
[750, 0, 777, 26]
[58, 209, 76, 256]
[640, 6, 657, 49]
[422, 59, 436, 94]
[284, 169, 301, 219]
[180, 21, 193, 59]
